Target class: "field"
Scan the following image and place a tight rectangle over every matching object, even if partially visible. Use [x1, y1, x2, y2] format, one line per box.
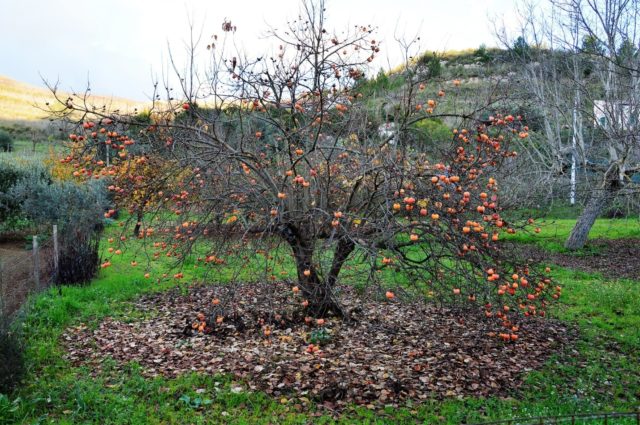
[1, 217, 638, 424]
[0, 75, 146, 122]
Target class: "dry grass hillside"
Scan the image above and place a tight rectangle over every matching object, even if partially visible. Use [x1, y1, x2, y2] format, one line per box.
[0, 75, 147, 124]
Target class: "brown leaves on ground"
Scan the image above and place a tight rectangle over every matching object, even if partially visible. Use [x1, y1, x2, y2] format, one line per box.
[62, 283, 572, 410]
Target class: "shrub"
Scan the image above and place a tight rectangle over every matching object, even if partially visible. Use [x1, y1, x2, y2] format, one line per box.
[413, 118, 452, 146]
[0, 315, 24, 394]
[0, 161, 49, 223]
[0, 131, 13, 153]
[11, 177, 108, 284]
[475, 44, 493, 63]
[417, 52, 442, 78]
[512, 36, 531, 59]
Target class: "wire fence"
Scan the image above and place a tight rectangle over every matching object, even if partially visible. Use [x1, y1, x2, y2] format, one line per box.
[0, 225, 59, 320]
[469, 411, 640, 425]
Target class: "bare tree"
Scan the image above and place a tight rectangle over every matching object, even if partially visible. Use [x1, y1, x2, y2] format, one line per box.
[500, 0, 640, 249]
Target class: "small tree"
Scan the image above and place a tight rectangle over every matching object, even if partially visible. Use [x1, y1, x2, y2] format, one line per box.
[47, 0, 558, 331]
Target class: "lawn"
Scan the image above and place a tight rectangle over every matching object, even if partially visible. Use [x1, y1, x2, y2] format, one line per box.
[505, 217, 640, 253]
[0, 218, 638, 424]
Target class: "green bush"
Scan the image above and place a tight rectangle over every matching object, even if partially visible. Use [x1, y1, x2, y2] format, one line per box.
[414, 118, 451, 144]
[0, 131, 13, 153]
[417, 52, 442, 78]
[512, 36, 531, 59]
[0, 318, 24, 394]
[11, 177, 108, 284]
[0, 161, 49, 223]
[475, 44, 493, 63]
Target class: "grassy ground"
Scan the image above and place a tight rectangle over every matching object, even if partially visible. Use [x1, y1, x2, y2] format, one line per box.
[506, 217, 640, 253]
[1, 219, 638, 424]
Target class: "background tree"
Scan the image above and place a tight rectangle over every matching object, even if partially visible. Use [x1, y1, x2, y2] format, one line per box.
[500, 0, 640, 249]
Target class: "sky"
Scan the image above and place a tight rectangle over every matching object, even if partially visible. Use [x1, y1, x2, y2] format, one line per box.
[0, 0, 520, 101]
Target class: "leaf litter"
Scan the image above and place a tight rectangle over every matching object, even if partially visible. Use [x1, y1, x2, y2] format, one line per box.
[63, 282, 572, 410]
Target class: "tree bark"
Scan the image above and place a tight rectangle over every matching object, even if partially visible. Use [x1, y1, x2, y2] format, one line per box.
[133, 211, 144, 237]
[283, 225, 350, 317]
[565, 176, 619, 250]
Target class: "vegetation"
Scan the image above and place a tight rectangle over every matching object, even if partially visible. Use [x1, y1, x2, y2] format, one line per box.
[0, 75, 146, 122]
[0, 218, 636, 424]
[12, 177, 108, 284]
[0, 0, 639, 423]
[0, 131, 12, 153]
[50, 3, 557, 328]
[0, 157, 108, 283]
[0, 315, 24, 396]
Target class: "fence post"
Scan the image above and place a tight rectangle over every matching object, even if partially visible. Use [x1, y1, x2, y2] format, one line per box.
[53, 224, 59, 279]
[0, 258, 4, 319]
[33, 235, 40, 291]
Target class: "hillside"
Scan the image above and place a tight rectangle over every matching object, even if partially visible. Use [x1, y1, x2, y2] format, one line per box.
[0, 75, 148, 124]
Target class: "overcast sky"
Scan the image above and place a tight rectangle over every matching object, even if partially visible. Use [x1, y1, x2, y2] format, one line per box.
[0, 0, 520, 100]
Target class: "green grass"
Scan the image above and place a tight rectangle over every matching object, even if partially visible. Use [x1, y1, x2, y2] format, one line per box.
[506, 218, 640, 252]
[1, 219, 639, 424]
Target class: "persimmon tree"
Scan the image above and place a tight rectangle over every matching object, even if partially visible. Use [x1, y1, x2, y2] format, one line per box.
[47, 0, 559, 335]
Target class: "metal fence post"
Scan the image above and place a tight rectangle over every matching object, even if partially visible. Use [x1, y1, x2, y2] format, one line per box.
[33, 235, 40, 291]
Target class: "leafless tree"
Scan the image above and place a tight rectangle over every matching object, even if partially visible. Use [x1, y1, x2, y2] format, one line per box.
[499, 0, 640, 249]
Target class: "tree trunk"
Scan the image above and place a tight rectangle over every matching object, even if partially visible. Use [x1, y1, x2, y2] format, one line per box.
[133, 211, 144, 237]
[291, 247, 341, 317]
[565, 178, 618, 250]
[285, 232, 352, 318]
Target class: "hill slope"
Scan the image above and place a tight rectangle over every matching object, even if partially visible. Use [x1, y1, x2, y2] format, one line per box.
[0, 75, 147, 123]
